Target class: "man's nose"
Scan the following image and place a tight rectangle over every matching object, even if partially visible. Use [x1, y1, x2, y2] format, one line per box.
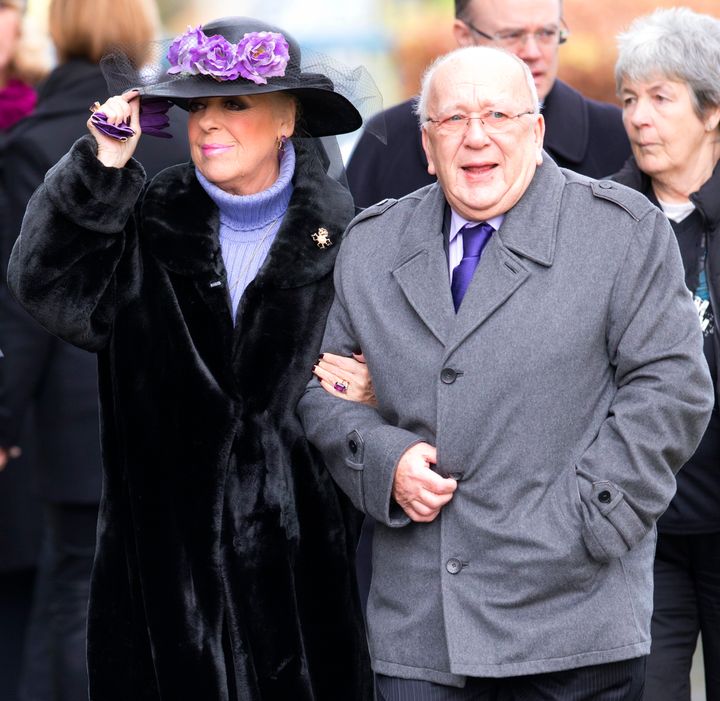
[463, 116, 491, 144]
[516, 33, 543, 60]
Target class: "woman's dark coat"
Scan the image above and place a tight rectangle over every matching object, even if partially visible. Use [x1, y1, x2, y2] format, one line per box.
[7, 135, 372, 701]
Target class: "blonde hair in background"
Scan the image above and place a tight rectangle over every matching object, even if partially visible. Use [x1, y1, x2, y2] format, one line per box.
[49, 0, 159, 66]
[11, 11, 50, 84]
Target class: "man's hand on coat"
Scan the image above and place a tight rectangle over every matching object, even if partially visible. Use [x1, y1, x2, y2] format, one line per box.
[392, 443, 457, 522]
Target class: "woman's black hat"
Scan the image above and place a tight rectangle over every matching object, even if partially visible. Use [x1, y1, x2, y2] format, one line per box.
[137, 16, 363, 137]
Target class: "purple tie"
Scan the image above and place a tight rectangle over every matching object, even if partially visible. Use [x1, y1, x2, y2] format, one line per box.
[451, 222, 494, 311]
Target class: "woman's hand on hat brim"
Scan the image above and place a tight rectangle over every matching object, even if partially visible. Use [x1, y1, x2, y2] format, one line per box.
[88, 90, 142, 169]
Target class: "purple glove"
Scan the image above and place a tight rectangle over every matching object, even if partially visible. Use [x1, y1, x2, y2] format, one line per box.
[138, 98, 173, 138]
[90, 98, 173, 140]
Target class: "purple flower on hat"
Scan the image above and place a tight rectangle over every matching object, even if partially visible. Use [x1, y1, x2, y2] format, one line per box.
[197, 34, 242, 81]
[236, 32, 290, 85]
[166, 25, 208, 76]
[165, 26, 290, 85]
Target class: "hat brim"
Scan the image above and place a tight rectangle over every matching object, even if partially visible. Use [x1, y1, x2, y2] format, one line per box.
[138, 75, 362, 137]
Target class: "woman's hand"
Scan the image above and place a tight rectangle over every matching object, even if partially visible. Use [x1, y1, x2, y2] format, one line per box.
[313, 352, 377, 406]
[87, 90, 142, 168]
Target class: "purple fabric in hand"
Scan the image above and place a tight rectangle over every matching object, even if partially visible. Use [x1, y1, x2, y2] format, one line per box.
[90, 98, 173, 140]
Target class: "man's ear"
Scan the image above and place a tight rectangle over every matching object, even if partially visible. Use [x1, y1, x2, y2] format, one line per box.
[421, 127, 437, 176]
[452, 19, 474, 47]
[533, 114, 546, 165]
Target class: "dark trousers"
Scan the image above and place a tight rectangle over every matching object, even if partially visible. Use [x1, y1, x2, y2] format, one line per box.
[643, 531, 720, 701]
[356, 516, 375, 615]
[376, 658, 646, 701]
[18, 503, 98, 701]
[0, 568, 36, 701]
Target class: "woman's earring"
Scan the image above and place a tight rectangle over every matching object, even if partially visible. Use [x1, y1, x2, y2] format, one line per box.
[277, 135, 287, 162]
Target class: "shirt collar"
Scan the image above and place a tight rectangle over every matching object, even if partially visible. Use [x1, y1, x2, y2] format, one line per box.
[448, 209, 505, 244]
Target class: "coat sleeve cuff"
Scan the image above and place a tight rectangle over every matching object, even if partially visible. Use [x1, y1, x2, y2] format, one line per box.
[577, 473, 648, 562]
[44, 135, 146, 233]
[360, 425, 422, 527]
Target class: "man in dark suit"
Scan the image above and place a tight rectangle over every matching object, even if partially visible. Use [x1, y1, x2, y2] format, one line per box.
[347, 0, 630, 209]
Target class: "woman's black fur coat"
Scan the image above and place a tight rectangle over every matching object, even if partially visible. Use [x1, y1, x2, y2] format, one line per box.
[8, 135, 372, 701]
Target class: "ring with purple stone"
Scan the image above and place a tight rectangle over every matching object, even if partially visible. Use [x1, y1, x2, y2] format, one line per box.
[333, 379, 349, 394]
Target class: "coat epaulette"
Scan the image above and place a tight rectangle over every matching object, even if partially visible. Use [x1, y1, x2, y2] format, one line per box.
[589, 179, 655, 222]
[349, 198, 398, 227]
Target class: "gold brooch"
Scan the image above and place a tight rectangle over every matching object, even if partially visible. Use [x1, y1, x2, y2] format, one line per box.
[312, 227, 332, 249]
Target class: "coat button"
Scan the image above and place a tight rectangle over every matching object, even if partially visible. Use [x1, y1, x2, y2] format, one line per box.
[348, 439, 358, 454]
[446, 558, 462, 574]
[440, 367, 458, 384]
[598, 490, 612, 504]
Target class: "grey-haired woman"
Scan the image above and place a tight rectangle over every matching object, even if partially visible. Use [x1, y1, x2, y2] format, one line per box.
[611, 8, 720, 701]
[7, 16, 374, 701]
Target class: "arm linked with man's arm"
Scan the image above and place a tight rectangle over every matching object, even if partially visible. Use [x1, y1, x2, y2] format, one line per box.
[298, 239, 426, 527]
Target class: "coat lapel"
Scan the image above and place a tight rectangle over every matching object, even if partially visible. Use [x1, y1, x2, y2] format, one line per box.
[140, 138, 351, 322]
[244, 139, 351, 292]
[391, 184, 455, 344]
[446, 159, 566, 353]
[230, 140, 353, 384]
[141, 161, 237, 393]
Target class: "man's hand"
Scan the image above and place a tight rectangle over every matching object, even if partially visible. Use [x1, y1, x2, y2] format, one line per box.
[0, 446, 22, 471]
[392, 443, 457, 522]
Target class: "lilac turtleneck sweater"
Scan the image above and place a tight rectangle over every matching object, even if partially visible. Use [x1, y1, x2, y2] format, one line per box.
[196, 141, 295, 321]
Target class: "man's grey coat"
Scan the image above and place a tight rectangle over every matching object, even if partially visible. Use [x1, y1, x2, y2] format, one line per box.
[297, 155, 714, 685]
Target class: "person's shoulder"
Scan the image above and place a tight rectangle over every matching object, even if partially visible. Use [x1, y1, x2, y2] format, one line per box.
[551, 80, 618, 112]
[550, 80, 624, 131]
[347, 197, 401, 228]
[348, 183, 432, 226]
[340, 185, 435, 256]
[141, 161, 198, 211]
[562, 168, 657, 220]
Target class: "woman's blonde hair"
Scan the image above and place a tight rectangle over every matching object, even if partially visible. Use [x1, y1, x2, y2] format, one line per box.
[49, 0, 159, 66]
[12, 16, 50, 83]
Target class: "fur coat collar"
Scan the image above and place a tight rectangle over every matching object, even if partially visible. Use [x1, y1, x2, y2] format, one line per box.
[141, 138, 347, 288]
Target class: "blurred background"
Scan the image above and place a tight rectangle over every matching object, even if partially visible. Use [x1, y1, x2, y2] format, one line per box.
[20, 0, 720, 156]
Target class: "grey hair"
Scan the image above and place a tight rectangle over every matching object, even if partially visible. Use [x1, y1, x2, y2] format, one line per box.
[615, 7, 720, 118]
[413, 45, 539, 126]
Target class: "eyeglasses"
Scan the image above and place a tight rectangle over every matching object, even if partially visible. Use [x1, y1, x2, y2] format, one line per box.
[464, 20, 569, 48]
[425, 110, 536, 135]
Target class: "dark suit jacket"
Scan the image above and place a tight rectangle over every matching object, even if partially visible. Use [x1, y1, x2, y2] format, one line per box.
[347, 79, 631, 209]
[0, 59, 190, 503]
